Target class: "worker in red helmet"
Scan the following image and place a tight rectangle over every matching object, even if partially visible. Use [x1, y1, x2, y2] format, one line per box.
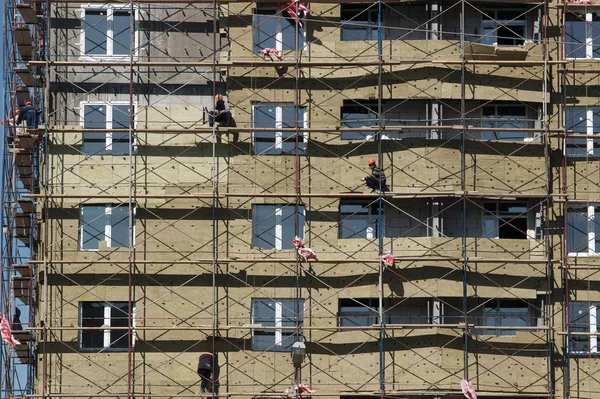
[208, 94, 231, 128]
[16, 101, 37, 129]
[361, 158, 387, 193]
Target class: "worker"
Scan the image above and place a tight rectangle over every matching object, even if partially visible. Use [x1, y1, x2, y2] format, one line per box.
[197, 351, 219, 394]
[208, 94, 231, 128]
[361, 158, 386, 193]
[16, 101, 37, 129]
[12, 307, 22, 331]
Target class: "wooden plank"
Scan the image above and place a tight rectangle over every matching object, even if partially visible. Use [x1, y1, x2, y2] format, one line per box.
[16, 131, 37, 149]
[15, 67, 35, 87]
[18, 199, 34, 213]
[13, 343, 30, 364]
[16, 4, 37, 24]
[15, 26, 33, 62]
[15, 87, 31, 106]
[14, 264, 32, 277]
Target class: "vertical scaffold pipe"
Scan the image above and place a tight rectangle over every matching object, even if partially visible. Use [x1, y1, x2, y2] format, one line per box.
[459, 0, 469, 383]
[376, 0, 384, 394]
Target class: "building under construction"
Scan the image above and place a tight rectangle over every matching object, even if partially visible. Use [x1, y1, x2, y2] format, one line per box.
[2, 0, 600, 398]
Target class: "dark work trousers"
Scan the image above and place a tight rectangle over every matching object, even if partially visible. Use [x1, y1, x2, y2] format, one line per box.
[365, 175, 386, 191]
[198, 368, 213, 393]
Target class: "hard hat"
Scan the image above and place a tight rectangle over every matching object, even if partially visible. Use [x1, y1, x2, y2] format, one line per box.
[368, 158, 376, 165]
[25, 101, 31, 105]
[215, 94, 223, 101]
[15, 109, 20, 113]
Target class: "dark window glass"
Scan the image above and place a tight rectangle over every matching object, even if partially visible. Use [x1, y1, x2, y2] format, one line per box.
[253, 10, 304, 53]
[338, 298, 378, 327]
[339, 201, 381, 239]
[84, 10, 108, 55]
[80, 302, 105, 348]
[566, 15, 586, 59]
[110, 303, 130, 348]
[568, 302, 598, 353]
[80, 205, 105, 250]
[252, 205, 305, 249]
[341, 103, 377, 140]
[113, 11, 131, 55]
[112, 104, 131, 154]
[253, 105, 305, 155]
[83, 105, 108, 155]
[252, 299, 304, 351]
[340, 5, 378, 41]
[483, 300, 532, 336]
[110, 205, 131, 248]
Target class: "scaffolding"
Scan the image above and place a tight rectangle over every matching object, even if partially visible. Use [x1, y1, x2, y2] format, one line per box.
[3, 0, 599, 398]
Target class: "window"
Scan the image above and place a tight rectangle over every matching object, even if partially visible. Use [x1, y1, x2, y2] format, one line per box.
[338, 298, 379, 327]
[81, 6, 137, 58]
[482, 299, 536, 336]
[340, 5, 380, 41]
[79, 302, 133, 350]
[565, 107, 600, 157]
[565, 11, 600, 59]
[480, 105, 531, 141]
[81, 102, 134, 155]
[339, 200, 381, 239]
[251, 299, 304, 352]
[253, 8, 304, 53]
[481, 9, 527, 46]
[568, 302, 598, 354]
[568, 205, 600, 256]
[482, 201, 528, 239]
[338, 298, 434, 329]
[252, 104, 306, 155]
[80, 204, 134, 250]
[252, 205, 305, 250]
[341, 102, 377, 140]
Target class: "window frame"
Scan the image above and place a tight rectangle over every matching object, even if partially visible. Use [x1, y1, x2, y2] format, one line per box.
[339, 200, 382, 239]
[480, 104, 535, 142]
[251, 204, 306, 250]
[565, 106, 600, 158]
[482, 201, 530, 240]
[79, 204, 136, 251]
[251, 298, 304, 352]
[481, 299, 537, 336]
[480, 8, 528, 47]
[565, 10, 600, 60]
[567, 205, 600, 257]
[253, 7, 306, 53]
[568, 302, 598, 354]
[80, 101, 137, 155]
[79, 301, 136, 350]
[340, 102, 378, 140]
[340, 4, 380, 41]
[251, 103, 308, 155]
[80, 5, 139, 61]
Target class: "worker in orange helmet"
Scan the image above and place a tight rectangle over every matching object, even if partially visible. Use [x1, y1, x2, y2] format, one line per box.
[361, 158, 386, 193]
[208, 94, 231, 128]
[16, 101, 37, 129]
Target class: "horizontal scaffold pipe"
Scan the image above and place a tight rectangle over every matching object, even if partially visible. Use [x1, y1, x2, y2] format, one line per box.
[40, 126, 565, 133]
[25, 324, 549, 331]
[25, 192, 560, 199]
[28, 257, 553, 264]
[30, 59, 565, 67]
[21, 393, 554, 398]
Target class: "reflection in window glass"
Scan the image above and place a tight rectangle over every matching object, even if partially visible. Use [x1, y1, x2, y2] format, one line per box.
[251, 299, 304, 351]
[252, 104, 306, 155]
[252, 205, 305, 249]
[253, 10, 304, 53]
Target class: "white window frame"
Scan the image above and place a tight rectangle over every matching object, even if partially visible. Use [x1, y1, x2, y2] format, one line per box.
[79, 204, 136, 251]
[568, 205, 600, 257]
[80, 101, 137, 154]
[481, 9, 528, 47]
[79, 302, 136, 350]
[251, 299, 304, 352]
[565, 107, 599, 157]
[251, 104, 308, 155]
[569, 303, 598, 354]
[252, 205, 306, 250]
[482, 201, 533, 239]
[80, 4, 139, 61]
[565, 11, 600, 60]
[253, 7, 306, 52]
